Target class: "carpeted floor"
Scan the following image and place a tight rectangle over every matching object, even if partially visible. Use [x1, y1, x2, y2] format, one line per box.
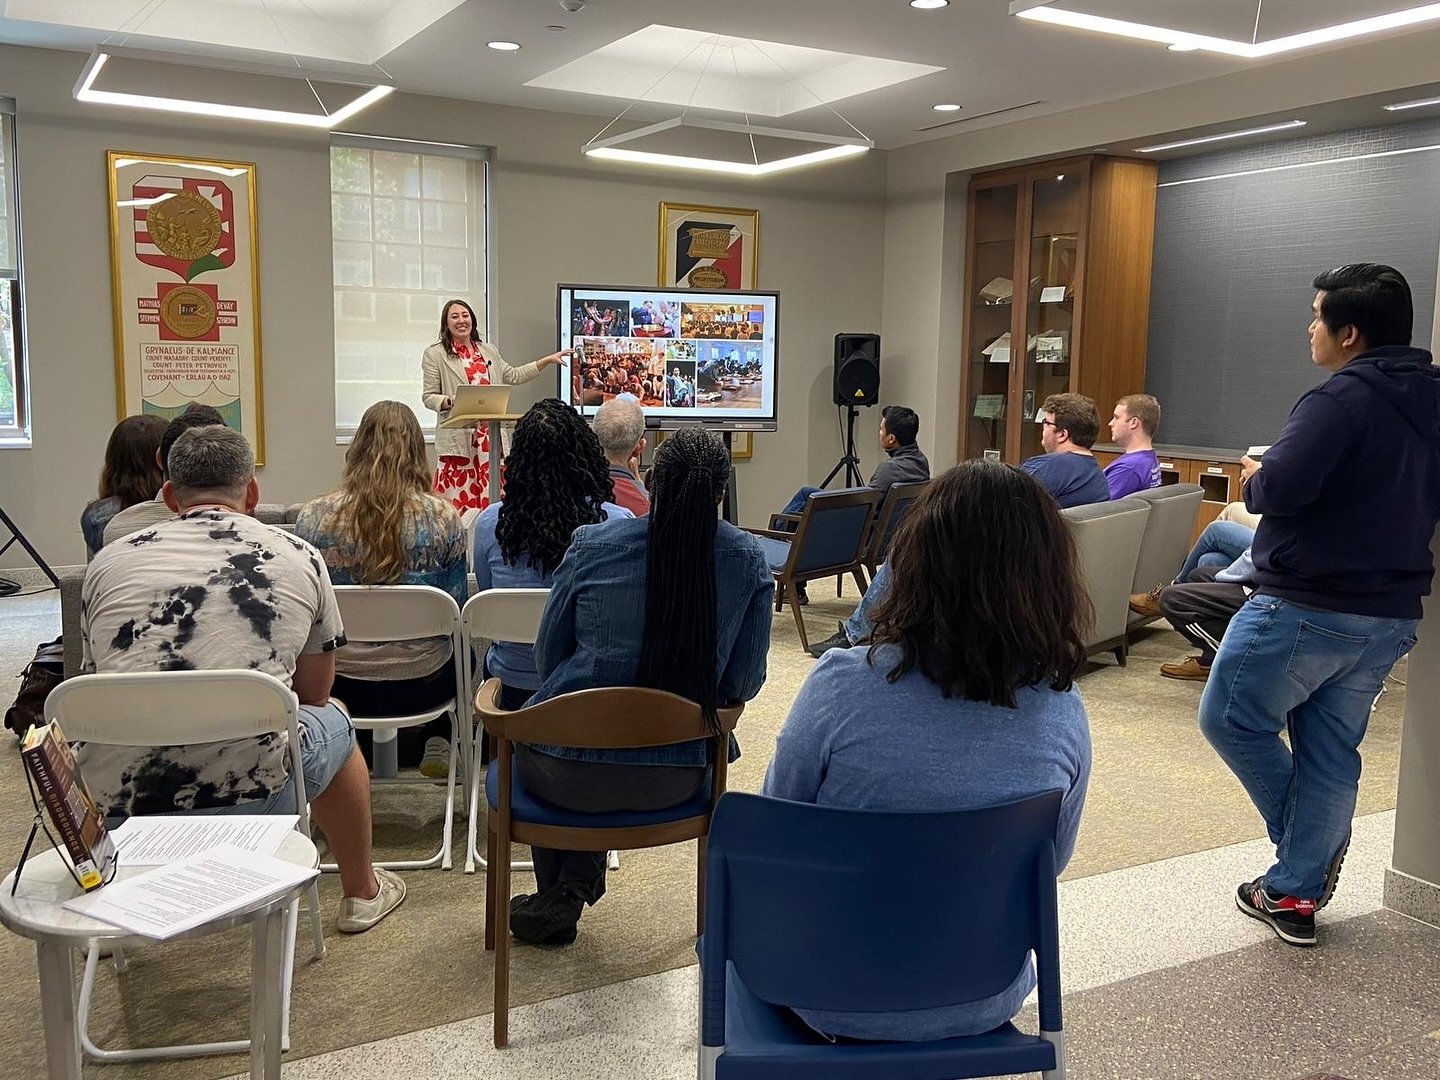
[0, 583, 1407, 1080]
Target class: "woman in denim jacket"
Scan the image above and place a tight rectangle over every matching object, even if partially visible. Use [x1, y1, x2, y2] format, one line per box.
[509, 428, 774, 945]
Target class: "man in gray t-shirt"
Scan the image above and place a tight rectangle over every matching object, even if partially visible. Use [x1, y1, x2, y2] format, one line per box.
[80, 425, 404, 934]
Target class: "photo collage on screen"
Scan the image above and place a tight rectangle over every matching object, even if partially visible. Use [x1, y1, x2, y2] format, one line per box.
[572, 295, 766, 412]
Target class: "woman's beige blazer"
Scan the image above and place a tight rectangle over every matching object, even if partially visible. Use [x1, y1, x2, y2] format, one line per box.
[421, 341, 543, 458]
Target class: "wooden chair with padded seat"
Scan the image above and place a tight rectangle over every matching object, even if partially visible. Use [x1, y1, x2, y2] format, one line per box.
[747, 487, 882, 651]
[475, 677, 742, 1048]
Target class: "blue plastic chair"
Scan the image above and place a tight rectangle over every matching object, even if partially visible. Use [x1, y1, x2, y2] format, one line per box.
[699, 791, 1066, 1079]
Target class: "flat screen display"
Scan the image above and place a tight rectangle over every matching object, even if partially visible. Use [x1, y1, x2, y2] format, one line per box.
[557, 284, 779, 430]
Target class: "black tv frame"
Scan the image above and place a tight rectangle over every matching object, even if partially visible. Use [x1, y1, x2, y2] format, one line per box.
[556, 282, 780, 433]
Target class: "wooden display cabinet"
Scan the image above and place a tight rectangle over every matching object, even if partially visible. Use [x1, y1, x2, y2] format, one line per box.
[960, 156, 1158, 464]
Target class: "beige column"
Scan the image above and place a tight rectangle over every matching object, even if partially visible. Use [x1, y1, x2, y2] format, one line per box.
[1383, 271, 1440, 926]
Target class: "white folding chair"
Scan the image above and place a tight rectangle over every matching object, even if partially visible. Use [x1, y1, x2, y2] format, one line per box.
[330, 585, 465, 871]
[44, 669, 326, 1065]
[461, 588, 549, 875]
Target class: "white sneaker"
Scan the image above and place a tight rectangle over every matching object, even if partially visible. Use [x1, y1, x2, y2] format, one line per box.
[337, 867, 406, 934]
[419, 737, 451, 779]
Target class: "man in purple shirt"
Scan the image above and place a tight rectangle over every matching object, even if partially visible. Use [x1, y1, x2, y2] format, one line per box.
[1104, 393, 1162, 499]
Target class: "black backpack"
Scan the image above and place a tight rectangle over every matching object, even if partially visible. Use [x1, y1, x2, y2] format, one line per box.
[4, 637, 64, 738]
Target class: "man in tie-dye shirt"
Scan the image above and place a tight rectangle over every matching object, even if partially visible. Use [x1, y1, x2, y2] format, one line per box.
[80, 425, 404, 933]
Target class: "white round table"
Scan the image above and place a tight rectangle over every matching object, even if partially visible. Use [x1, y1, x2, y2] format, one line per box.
[0, 832, 317, 1080]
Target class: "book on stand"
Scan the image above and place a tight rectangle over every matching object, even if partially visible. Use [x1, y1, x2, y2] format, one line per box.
[20, 720, 117, 891]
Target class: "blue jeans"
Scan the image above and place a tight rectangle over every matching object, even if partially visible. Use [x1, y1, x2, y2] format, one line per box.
[845, 560, 890, 644]
[208, 701, 357, 816]
[1198, 594, 1416, 898]
[1177, 519, 1255, 583]
[777, 486, 823, 532]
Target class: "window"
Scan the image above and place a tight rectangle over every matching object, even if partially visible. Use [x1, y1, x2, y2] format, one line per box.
[330, 136, 490, 434]
[0, 99, 26, 441]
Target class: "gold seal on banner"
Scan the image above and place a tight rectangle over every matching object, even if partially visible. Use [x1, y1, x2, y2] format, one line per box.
[686, 266, 730, 290]
[146, 189, 223, 261]
[159, 286, 217, 339]
[684, 227, 734, 260]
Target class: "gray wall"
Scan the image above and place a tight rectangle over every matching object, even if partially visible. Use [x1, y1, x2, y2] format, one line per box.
[1146, 117, 1440, 448]
[0, 43, 888, 568]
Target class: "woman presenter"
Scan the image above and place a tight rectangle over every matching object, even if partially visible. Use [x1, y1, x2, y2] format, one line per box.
[421, 298, 570, 513]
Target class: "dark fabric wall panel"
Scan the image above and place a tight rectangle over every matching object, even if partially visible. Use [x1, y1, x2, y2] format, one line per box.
[1146, 119, 1440, 448]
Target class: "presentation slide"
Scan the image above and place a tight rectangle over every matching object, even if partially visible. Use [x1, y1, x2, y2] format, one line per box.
[557, 284, 779, 430]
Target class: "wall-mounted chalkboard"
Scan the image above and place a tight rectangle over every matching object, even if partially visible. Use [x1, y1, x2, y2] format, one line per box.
[1146, 117, 1440, 448]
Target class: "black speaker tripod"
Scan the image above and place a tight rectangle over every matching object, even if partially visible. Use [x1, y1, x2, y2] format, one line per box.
[821, 404, 867, 489]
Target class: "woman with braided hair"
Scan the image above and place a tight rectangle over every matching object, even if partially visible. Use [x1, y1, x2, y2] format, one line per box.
[508, 427, 773, 945]
[472, 398, 633, 705]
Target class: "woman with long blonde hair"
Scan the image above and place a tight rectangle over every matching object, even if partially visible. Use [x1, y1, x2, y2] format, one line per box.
[296, 400, 467, 775]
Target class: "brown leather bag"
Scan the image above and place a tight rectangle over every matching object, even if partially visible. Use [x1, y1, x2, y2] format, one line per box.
[4, 637, 64, 738]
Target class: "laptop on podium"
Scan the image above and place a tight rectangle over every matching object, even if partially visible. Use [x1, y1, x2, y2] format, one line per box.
[439, 385, 513, 428]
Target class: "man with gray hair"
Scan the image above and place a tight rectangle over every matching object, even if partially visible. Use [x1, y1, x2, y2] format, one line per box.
[591, 395, 650, 516]
[80, 425, 405, 933]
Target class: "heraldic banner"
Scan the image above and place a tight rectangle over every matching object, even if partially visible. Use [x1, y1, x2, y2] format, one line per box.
[658, 202, 758, 290]
[107, 151, 264, 461]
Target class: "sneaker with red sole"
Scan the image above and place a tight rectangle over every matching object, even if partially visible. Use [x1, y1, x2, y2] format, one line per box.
[1236, 877, 1316, 946]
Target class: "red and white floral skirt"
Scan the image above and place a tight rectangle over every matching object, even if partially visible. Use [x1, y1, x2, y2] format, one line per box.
[434, 423, 491, 514]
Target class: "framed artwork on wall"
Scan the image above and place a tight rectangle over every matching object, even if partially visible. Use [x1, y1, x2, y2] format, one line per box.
[658, 202, 759, 290]
[107, 150, 265, 462]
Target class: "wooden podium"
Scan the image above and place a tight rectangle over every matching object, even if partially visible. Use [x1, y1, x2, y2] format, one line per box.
[439, 412, 521, 507]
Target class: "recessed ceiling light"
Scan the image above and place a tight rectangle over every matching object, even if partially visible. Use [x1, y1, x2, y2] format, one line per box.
[932, 103, 962, 112]
[1137, 120, 1307, 153]
[1168, 42, 1199, 52]
[1013, 3, 1440, 58]
[910, 0, 950, 8]
[1384, 95, 1440, 112]
[545, 25, 567, 31]
[487, 40, 522, 51]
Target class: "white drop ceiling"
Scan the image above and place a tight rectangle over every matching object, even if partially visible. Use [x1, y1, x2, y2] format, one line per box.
[1, 0, 1438, 150]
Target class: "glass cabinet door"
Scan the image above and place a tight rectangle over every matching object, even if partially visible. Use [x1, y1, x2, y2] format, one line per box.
[963, 182, 1019, 460]
[1019, 171, 1082, 461]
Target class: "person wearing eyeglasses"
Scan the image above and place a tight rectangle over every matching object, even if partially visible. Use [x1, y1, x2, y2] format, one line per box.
[808, 396, 1105, 659]
[1020, 393, 1111, 509]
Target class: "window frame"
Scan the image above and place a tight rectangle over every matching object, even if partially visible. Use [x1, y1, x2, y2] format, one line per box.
[329, 133, 493, 441]
[0, 98, 29, 444]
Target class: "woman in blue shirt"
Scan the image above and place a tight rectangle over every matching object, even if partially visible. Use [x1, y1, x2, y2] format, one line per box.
[509, 428, 774, 946]
[764, 460, 1093, 1042]
[472, 398, 632, 705]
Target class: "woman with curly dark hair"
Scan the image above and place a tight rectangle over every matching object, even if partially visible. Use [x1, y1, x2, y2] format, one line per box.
[506, 427, 773, 946]
[472, 398, 632, 708]
[763, 459, 1093, 1043]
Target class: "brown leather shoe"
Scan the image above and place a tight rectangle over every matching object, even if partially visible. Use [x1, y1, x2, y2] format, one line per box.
[1129, 586, 1163, 618]
[1160, 656, 1211, 681]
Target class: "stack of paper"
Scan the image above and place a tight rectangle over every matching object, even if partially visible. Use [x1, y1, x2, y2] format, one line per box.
[64, 844, 317, 940]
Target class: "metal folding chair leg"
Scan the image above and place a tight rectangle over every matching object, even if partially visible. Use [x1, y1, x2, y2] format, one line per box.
[323, 709, 462, 872]
[76, 904, 304, 1063]
[465, 721, 535, 875]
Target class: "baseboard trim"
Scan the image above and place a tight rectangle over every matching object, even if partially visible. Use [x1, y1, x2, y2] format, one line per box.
[1384, 867, 1440, 928]
[0, 565, 81, 589]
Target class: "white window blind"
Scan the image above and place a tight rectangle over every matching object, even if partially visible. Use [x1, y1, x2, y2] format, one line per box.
[0, 99, 26, 438]
[330, 136, 490, 433]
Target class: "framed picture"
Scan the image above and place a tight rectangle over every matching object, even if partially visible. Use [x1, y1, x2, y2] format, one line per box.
[107, 150, 265, 462]
[658, 202, 758, 290]
[653, 429, 753, 461]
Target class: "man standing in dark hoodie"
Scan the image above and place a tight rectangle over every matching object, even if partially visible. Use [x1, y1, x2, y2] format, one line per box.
[1199, 263, 1440, 947]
